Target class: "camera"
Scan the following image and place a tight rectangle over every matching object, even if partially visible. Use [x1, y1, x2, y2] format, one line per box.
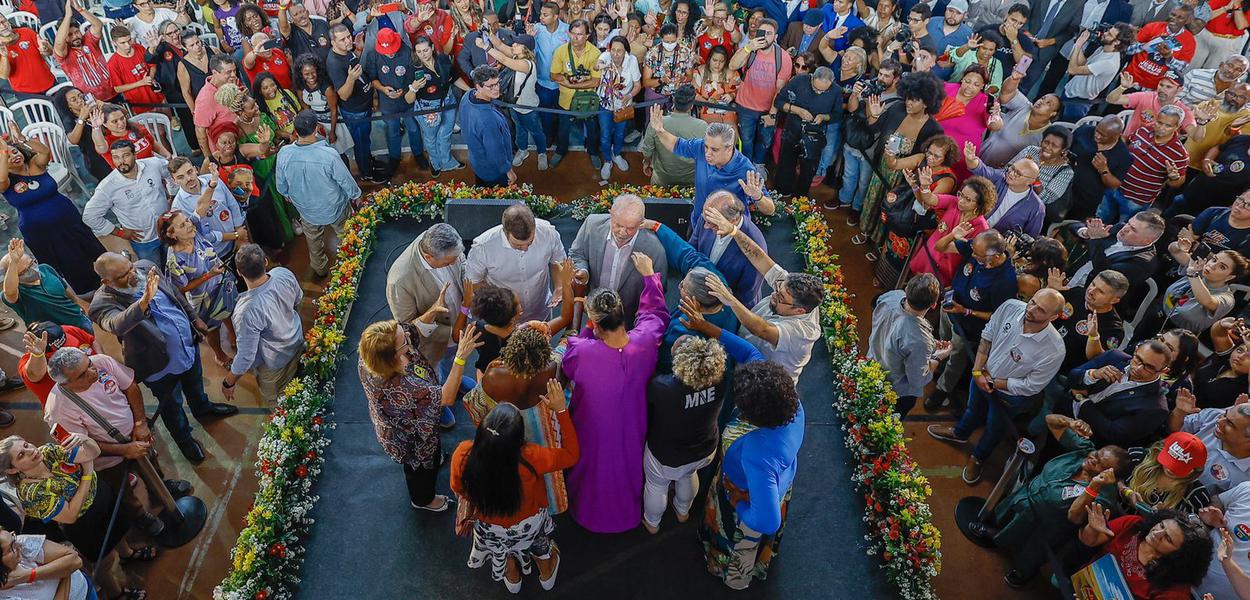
[1008, 232, 1037, 258]
[1092, 22, 1113, 37]
[859, 78, 887, 99]
[512, 17, 525, 34]
[570, 65, 591, 82]
[894, 25, 912, 44]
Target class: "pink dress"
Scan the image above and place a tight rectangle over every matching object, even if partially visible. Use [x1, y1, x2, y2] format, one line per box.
[562, 273, 670, 533]
[908, 193, 989, 287]
[936, 83, 990, 180]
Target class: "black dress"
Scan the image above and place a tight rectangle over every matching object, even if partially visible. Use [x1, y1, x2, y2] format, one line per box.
[1192, 353, 1248, 409]
[3, 172, 106, 292]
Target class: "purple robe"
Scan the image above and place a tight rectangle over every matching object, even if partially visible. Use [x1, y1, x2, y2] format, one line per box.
[562, 273, 670, 533]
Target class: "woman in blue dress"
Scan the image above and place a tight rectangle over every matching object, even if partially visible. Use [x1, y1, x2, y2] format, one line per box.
[157, 209, 242, 366]
[0, 126, 106, 294]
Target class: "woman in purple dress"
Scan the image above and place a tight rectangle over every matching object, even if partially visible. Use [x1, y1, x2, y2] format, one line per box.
[157, 209, 244, 366]
[562, 252, 670, 533]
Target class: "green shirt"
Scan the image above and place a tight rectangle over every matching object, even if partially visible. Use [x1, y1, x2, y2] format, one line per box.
[4, 264, 86, 328]
[639, 112, 710, 186]
[1012, 430, 1117, 516]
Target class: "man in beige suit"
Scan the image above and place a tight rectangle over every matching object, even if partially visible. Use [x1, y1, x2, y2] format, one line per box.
[386, 223, 466, 366]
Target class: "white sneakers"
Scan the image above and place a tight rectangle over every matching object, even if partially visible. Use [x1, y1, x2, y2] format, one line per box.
[612, 156, 629, 171]
[537, 154, 548, 170]
[512, 149, 529, 166]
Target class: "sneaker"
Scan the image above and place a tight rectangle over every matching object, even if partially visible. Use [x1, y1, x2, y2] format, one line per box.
[962, 456, 984, 484]
[363, 171, 390, 184]
[923, 390, 950, 411]
[846, 214, 861, 227]
[624, 130, 641, 143]
[538, 154, 549, 171]
[926, 424, 968, 444]
[512, 149, 530, 166]
[612, 156, 629, 171]
[600, 162, 612, 181]
[431, 168, 442, 177]
[590, 155, 603, 169]
[550, 153, 565, 169]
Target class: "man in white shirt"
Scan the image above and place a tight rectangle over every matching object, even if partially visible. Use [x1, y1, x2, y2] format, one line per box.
[929, 288, 1066, 484]
[82, 140, 174, 266]
[465, 203, 568, 323]
[1172, 391, 1250, 496]
[168, 156, 247, 259]
[702, 208, 824, 383]
[1061, 24, 1134, 121]
[569, 195, 667, 328]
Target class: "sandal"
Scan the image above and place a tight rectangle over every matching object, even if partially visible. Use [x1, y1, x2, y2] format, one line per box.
[851, 233, 868, 245]
[120, 546, 158, 564]
[110, 588, 147, 600]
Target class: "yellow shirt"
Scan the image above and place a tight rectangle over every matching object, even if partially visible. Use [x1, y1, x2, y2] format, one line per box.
[1187, 100, 1250, 169]
[549, 42, 601, 110]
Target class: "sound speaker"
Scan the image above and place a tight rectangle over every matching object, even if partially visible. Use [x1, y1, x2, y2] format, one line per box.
[444, 198, 522, 247]
[644, 197, 694, 239]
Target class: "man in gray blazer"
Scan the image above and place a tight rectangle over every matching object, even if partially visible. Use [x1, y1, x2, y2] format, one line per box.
[89, 253, 237, 464]
[386, 223, 466, 366]
[570, 195, 668, 329]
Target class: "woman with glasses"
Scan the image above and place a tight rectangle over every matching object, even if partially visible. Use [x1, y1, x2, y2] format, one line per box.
[694, 2, 737, 62]
[156, 209, 242, 367]
[595, 36, 642, 183]
[0, 527, 91, 600]
[1007, 124, 1075, 221]
[124, 0, 190, 48]
[211, 84, 295, 250]
[358, 320, 482, 512]
[907, 174, 996, 286]
[1188, 320, 1250, 410]
[1076, 506, 1212, 599]
[144, 21, 200, 151]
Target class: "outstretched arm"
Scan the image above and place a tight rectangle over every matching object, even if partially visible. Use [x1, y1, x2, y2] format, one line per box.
[704, 204, 775, 276]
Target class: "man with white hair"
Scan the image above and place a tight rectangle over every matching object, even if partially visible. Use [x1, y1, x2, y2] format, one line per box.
[773, 65, 842, 197]
[1180, 55, 1250, 105]
[689, 192, 767, 306]
[647, 105, 777, 236]
[570, 195, 668, 328]
[386, 223, 466, 365]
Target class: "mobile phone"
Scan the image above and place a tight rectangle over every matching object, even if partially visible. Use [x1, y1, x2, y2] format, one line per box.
[1013, 55, 1032, 76]
[51, 423, 70, 444]
[942, 289, 954, 308]
[378, 2, 402, 13]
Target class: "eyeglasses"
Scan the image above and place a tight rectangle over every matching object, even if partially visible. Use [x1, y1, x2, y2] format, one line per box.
[481, 81, 500, 89]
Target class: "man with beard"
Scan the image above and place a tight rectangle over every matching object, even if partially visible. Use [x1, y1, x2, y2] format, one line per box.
[1122, 5, 1197, 89]
[0, 16, 55, 94]
[89, 252, 238, 463]
[0, 239, 92, 332]
[1061, 23, 1135, 121]
[927, 0, 974, 52]
[570, 195, 668, 329]
[52, 0, 114, 102]
[1109, 70, 1196, 138]
[1186, 82, 1250, 171]
[928, 288, 1066, 484]
[1047, 269, 1129, 372]
[83, 140, 175, 266]
[1180, 54, 1249, 105]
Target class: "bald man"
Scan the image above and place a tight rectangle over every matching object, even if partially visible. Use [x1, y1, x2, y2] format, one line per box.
[929, 288, 1066, 484]
[963, 141, 1046, 236]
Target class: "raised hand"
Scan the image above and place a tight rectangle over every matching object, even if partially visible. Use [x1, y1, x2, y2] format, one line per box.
[1085, 503, 1114, 538]
[1119, 71, 1135, 90]
[952, 221, 974, 241]
[1175, 387, 1199, 416]
[917, 164, 933, 190]
[22, 330, 47, 357]
[1090, 467, 1116, 489]
[1201, 505, 1228, 529]
[678, 294, 717, 337]
[702, 204, 736, 236]
[704, 272, 734, 305]
[1069, 418, 1093, 439]
[1084, 217, 1110, 239]
[866, 94, 883, 119]
[962, 140, 977, 165]
[142, 268, 161, 303]
[630, 251, 654, 276]
[539, 378, 567, 411]
[457, 322, 486, 360]
[739, 169, 765, 201]
[648, 104, 666, 133]
[965, 32, 981, 49]
[1047, 267, 1069, 291]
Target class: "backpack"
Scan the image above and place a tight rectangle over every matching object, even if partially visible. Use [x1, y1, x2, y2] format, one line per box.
[744, 44, 783, 81]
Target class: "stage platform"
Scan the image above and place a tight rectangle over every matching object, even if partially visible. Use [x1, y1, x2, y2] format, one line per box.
[296, 215, 890, 599]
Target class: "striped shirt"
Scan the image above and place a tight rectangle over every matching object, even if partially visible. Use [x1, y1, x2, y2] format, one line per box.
[1180, 68, 1224, 105]
[54, 32, 112, 102]
[1122, 127, 1189, 206]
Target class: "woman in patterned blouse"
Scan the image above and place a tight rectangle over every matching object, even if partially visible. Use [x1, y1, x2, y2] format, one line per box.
[0, 434, 150, 600]
[359, 319, 483, 512]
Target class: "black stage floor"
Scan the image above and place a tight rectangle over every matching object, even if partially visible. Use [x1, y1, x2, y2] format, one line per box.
[296, 217, 893, 599]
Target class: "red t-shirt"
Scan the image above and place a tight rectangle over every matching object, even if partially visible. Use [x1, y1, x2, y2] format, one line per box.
[56, 31, 113, 101]
[18, 325, 95, 406]
[106, 44, 165, 113]
[404, 10, 454, 50]
[1102, 516, 1193, 600]
[99, 127, 157, 167]
[1206, 0, 1250, 36]
[1124, 22, 1196, 90]
[257, 0, 281, 17]
[243, 51, 293, 90]
[1122, 126, 1189, 206]
[694, 30, 734, 63]
[2, 28, 54, 93]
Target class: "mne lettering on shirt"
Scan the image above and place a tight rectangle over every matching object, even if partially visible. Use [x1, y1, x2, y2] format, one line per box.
[684, 386, 717, 409]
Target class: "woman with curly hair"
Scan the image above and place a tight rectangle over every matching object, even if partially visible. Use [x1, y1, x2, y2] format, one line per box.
[854, 71, 945, 245]
[251, 71, 302, 142]
[293, 52, 353, 163]
[450, 381, 578, 593]
[699, 359, 805, 590]
[1078, 506, 1213, 599]
[934, 64, 1003, 179]
[644, 304, 763, 534]
[212, 83, 295, 249]
[562, 252, 670, 533]
[454, 259, 576, 375]
[461, 326, 575, 516]
[908, 174, 997, 286]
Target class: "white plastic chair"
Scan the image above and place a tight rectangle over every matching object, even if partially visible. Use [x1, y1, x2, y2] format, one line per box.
[0, 106, 14, 130]
[5, 10, 38, 30]
[10, 98, 58, 129]
[184, 21, 208, 35]
[1049, 121, 1077, 136]
[97, 21, 117, 57]
[46, 81, 74, 97]
[21, 123, 88, 197]
[1074, 115, 1103, 130]
[1118, 109, 1134, 131]
[1120, 278, 1159, 345]
[38, 21, 56, 44]
[130, 111, 174, 151]
[0, 0, 16, 16]
[199, 32, 220, 52]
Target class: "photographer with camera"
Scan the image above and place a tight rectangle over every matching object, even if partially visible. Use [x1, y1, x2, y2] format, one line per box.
[773, 66, 842, 197]
[1061, 22, 1135, 121]
[835, 59, 901, 208]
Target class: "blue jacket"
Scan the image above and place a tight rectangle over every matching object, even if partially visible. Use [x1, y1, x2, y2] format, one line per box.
[274, 140, 360, 226]
[971, 162, 1044, 237]
[819, 8, 866, 51]
[689, 217, 767, 307]
[1063, 351, 1168, 448]
[458, 91, 513, 183]
[654, 223, 742, 371]
[737, 0, 812, 29]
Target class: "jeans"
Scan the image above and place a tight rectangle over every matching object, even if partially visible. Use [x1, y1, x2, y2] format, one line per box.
[1097, 189, 1151, 224]
[512, 108, 548, 154]
[340, 107, 374, 174]
[815, 121, 843, 177]
[839, 146, 873, 209]
[143, 349, 214, 443]
[435, 352, 477, 428]
[536, 84, 560, 142]
[1059, 95, 1094, 122]
[414, 97, 458, 171]
[383, 113, 426, 164]
[738, 108, 774, 165]
[131, 238, 163, 265]
[598, 109, 628, 162]
[556, 113, 599, 156]
[953, 382, 1032, 461]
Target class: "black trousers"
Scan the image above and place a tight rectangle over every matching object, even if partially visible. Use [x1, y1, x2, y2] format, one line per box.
[403, 462, 438, 506]
[776, 136, 818, 197]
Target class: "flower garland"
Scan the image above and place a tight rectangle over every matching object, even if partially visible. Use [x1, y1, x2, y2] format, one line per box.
[214, 182, 557, 600]
[787, 197, 942, 600]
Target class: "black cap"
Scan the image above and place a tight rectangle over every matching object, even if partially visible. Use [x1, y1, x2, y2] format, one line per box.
[28, 321, 66, 351]
[514, 33, 536, 50]
[673, 84, 696, 111]
[802, 10, 823, 26]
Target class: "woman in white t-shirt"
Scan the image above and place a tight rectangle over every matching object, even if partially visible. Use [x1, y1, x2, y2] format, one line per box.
[595, 36, 642, 183]
[1164, 249, 1250, 334]
[487, 34, 549, 170]
[125, 0, 190, 49]
[0, 531, 90, 600]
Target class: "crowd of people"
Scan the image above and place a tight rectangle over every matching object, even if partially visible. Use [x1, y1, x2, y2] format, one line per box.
[0, 0, 1248, 595]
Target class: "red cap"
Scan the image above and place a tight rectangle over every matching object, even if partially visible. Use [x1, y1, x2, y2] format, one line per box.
[1156, 432, 1207, 478]
[376, 28, 402, 56]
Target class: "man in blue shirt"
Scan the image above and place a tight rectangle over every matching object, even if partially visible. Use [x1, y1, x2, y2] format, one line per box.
[459, 66, 517, 186]
[926, 0, 973, 53]
[645, 104, 777, 237]
[532, 2, 569, 137]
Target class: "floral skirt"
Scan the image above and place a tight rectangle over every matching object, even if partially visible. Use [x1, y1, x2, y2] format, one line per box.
[467, 508, 555, 583]
[697, 418, 793, 589]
